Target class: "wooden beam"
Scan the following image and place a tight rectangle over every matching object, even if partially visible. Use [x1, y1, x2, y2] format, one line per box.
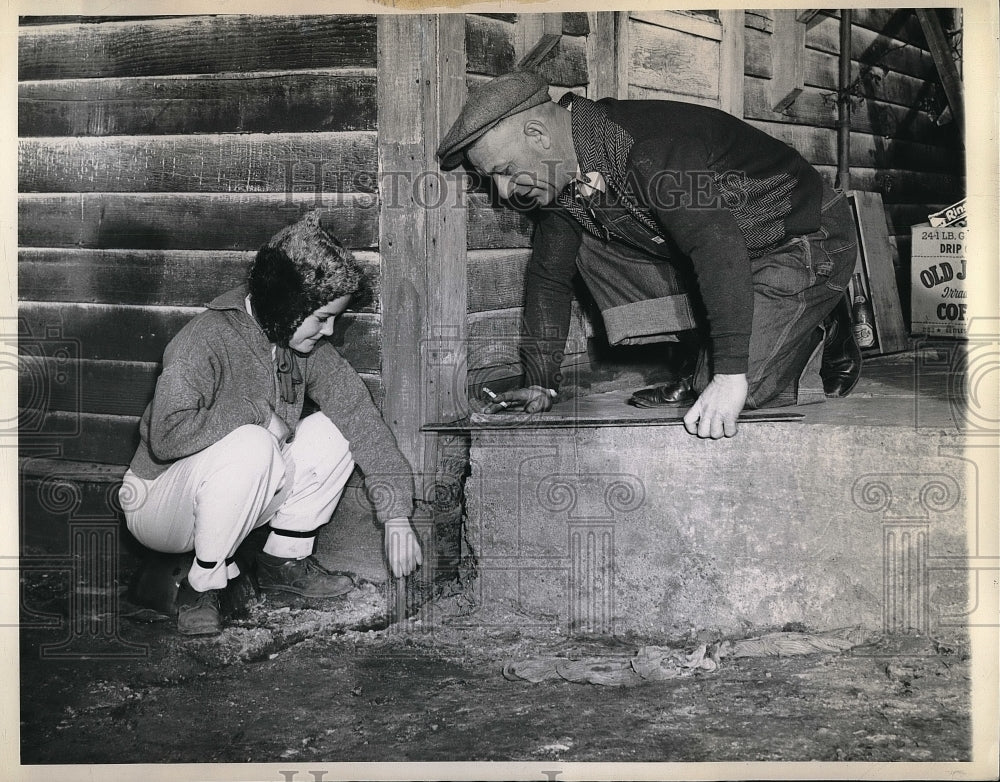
[770, 11, 806, 113]
[377, 15, 467, 498]
[719, 10, 745, 117]
[915, 9, 964, 138]
[517, 33, 561, 70]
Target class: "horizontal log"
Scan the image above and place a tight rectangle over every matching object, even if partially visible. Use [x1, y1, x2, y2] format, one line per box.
[813, 165, 963, 205]
[475, 13, 517, 23]
[744, 27, 772, 79]
[18, 357, 383, 418]
[18, 70, 377, 137]
[535, 34, 588, 88]
[19, 357, 158, 418]
[804, 48, 938, 110]
[18, 193, 380, 250]
[885, 203, 950, 233]
[465, 349, 596, 395]
[19, 132, 377, 194]
[562, 12, 590, 37]
[839, 9, 929, 50]
[467, 192, 533, 250]
[627, 86, 719, 109]
[467, 303, 592, 373]
[19, 410, 141, 466]
[744, 11, 774, 34]
[806, 15, 938, 82]
[743, 77, 960, 147]
[465, 14, 516, 77]
[744, 120, 964, 174]
[17, 248, 381, 312]
[628, 18, 720, 100]
[18, 301, 382, 372]
[629, 11, 722, 41]
[467, 249, 532, 313]
[20, 16, 190, 25]
[19, 15, 377, 81]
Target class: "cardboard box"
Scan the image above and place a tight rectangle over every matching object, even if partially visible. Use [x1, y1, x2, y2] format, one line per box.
[910, 223, 968, 337]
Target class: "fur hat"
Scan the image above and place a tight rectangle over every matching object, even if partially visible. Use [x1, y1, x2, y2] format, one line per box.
[248, 211, 363, 346]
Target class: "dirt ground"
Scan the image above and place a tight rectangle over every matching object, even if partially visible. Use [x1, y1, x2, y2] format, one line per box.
[18, 568, 973, 769]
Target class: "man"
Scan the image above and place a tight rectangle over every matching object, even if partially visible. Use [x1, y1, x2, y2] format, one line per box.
[437, 70, 862, 439]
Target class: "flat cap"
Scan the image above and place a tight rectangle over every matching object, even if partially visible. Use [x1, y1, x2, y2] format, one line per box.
[436, 70, 551, 169]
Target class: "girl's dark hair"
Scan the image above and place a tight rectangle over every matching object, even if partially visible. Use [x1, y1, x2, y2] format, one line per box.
[248, 211, 364, 345]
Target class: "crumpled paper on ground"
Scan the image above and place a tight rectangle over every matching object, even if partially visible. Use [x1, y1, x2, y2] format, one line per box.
[502, 627, 869, 686]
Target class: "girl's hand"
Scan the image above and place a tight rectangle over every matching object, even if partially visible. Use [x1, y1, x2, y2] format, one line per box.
[384, 518, 422, 577]
[266, 410, 291, 443]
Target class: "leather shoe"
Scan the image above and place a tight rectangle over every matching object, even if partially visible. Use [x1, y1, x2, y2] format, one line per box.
[628, 376, 697, 408]
[256, 552, 355, 599]
[176, 579, 223, 636]
[820, 296, 863, 398]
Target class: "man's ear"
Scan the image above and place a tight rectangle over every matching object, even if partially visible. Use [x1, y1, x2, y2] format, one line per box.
[522, 119, 552, 150]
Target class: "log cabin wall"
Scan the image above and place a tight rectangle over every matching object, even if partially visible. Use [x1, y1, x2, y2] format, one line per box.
[743, 9, 964, 325]
[19, 10, 963, 474]
[18, 15, 383, 467]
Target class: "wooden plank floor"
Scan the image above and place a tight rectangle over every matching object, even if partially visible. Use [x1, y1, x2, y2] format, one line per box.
[428, 341, 966, 432]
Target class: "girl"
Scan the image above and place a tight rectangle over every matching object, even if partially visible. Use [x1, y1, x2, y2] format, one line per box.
[121, 212, 421, 635]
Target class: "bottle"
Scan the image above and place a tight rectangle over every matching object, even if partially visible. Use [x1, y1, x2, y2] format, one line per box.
[851, 272, 877, 349]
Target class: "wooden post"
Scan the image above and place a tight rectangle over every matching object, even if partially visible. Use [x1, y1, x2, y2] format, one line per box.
[586, 12, 618, 100]
[718, 10, 745, 117]
[836, 9, 852, 191]
[615, 12, 631, 100]
[377, 15, 468, 498]
[769, 10, 805, 113]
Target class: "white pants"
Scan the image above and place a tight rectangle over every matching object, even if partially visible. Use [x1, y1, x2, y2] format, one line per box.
[121, 413, 354, 591]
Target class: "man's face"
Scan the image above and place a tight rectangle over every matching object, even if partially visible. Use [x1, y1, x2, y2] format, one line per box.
[466, 118, 569, 207]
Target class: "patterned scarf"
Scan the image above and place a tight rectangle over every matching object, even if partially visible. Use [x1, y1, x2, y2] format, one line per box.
[555, 93, 665, 242]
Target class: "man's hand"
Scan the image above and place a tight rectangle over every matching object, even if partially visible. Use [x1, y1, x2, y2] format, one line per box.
[683, 373, 748, 439]
[266, 410, 291, 444]
[482, 386, 554, 414]
[384, 518, 422, 578]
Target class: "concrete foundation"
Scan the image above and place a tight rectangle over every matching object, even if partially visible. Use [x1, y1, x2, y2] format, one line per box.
[463, 364, 981, 637]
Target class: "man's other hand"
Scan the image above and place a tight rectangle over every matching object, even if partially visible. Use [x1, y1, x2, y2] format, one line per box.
[683, 373, 748, 439]
[482, 386, 554, 414]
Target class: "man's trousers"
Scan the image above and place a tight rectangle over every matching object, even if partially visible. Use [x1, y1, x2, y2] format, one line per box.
[574, 184, 858, 407]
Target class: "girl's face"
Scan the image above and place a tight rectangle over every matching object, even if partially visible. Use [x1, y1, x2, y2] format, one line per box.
[288, 295, 352, 354]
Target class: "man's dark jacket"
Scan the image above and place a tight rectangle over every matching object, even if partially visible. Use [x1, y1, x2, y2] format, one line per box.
[522, 94, 825, 389]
